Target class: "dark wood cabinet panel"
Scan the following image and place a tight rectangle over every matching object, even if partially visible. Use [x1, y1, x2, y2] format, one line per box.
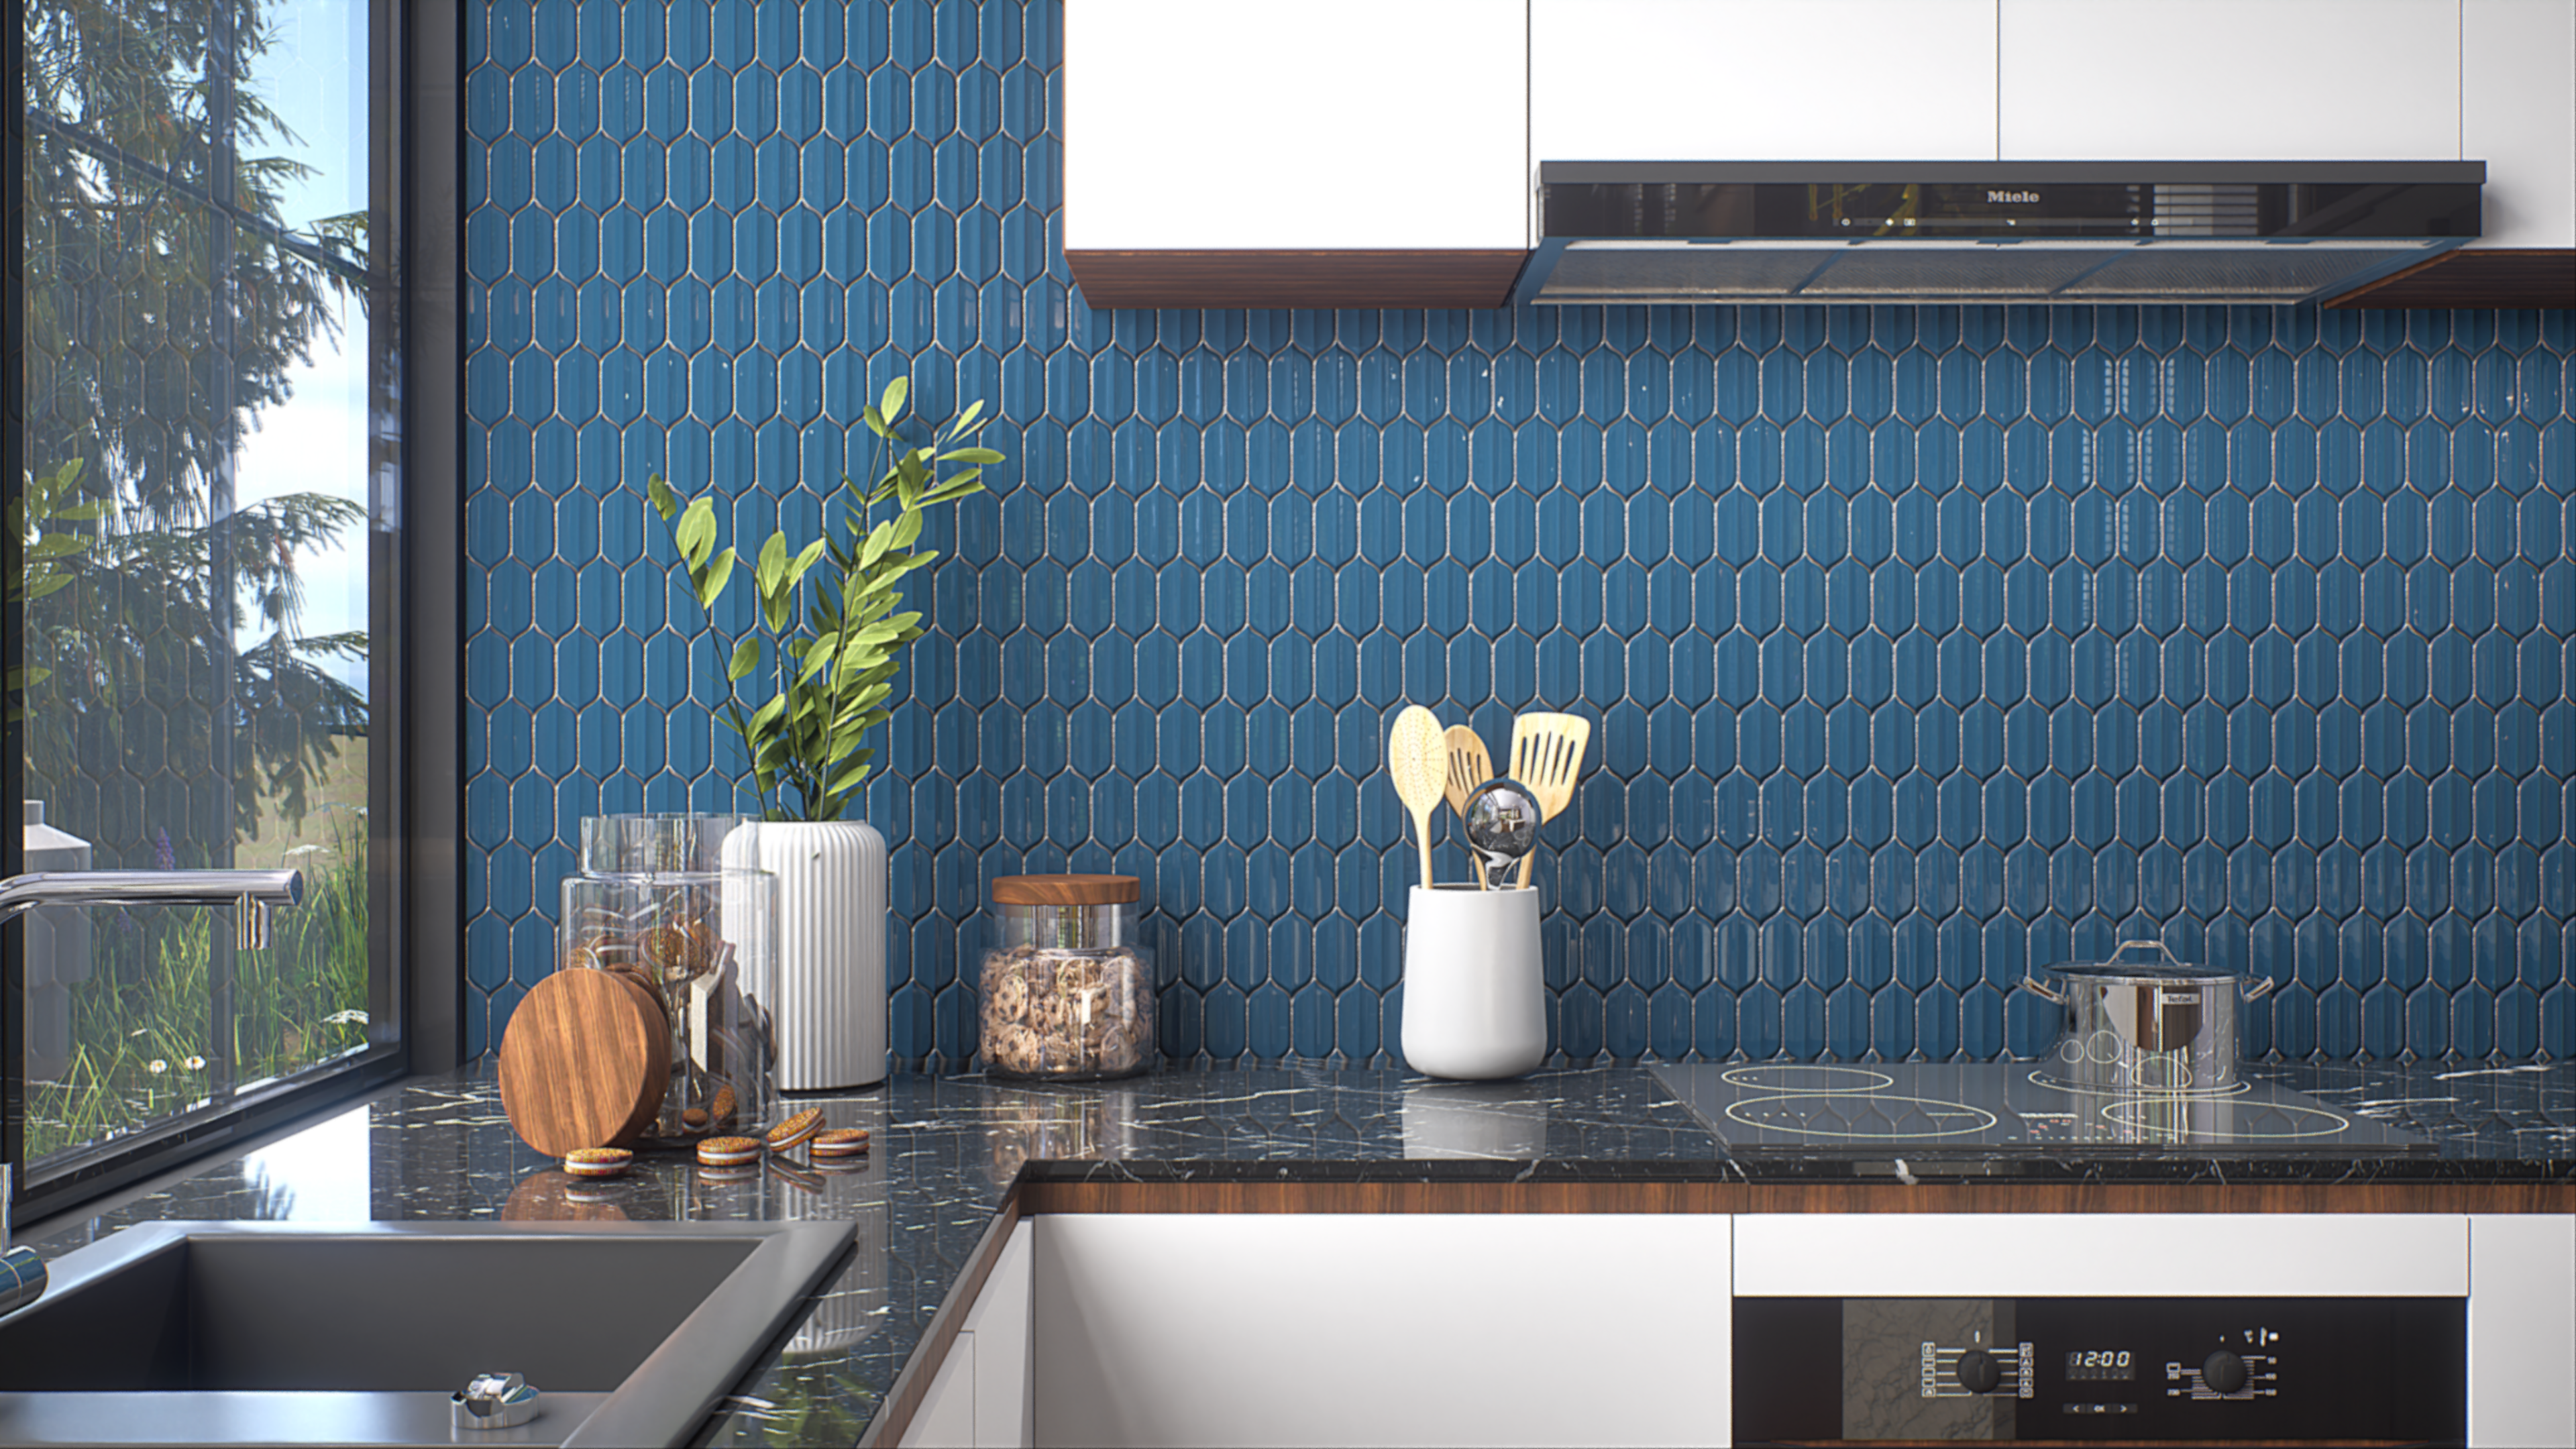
[1065, 250, 1529, 309]
[2324, 248, 2576, 309]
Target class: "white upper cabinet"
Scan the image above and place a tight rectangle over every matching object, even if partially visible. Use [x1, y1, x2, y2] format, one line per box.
[1065, 0, 1529, 251]
[1532, 0, 2000, 162]
[2463, 0, 2576, 247]
[1999, 0, 2463, 161]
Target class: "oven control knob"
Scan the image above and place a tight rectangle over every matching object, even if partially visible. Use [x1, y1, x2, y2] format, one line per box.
[2202, 1349, 2249, 1395]
[1955, 1348, 2002, 1393]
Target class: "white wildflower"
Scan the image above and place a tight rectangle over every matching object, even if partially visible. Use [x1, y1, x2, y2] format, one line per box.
[323, 1009, 370, 1026]
[184, 1055, 207, 1071]
[148, 1059, 168, 1075]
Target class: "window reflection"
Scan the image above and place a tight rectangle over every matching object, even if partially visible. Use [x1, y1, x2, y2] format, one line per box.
[19, 0, 380, 1169]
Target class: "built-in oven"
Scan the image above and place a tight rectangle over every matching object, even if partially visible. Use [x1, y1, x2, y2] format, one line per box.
[1722, 1212, 2573, 1448]
[1733, 1293, 2463, 1442]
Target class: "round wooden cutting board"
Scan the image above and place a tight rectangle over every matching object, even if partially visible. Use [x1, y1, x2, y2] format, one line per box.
[497, 968, 670, 1157]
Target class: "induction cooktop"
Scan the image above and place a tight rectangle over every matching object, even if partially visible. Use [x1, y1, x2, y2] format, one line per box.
[1649, 1063, 2434, 1158]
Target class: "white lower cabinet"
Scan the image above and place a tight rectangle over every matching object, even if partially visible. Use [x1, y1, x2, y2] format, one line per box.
[2467, 1215, 2576, 1448]
[904, 1210, 2571, 1448]
[901, 1220, 1036, 1449]
[1032, 1214, 1733, 1448]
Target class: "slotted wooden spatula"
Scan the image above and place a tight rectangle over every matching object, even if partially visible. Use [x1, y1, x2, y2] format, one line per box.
[1508, 712, 1592, 888]
[1442, 725, 1494, 885]
[1387, 706, 1447, 890]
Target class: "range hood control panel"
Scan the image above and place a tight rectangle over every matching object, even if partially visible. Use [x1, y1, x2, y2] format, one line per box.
[1733, 1295, 2464, 1443]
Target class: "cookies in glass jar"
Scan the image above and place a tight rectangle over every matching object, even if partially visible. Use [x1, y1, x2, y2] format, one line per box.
[979, 945, 1154, 1078]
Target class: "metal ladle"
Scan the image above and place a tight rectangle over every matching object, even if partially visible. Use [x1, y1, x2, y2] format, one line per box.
[1460, 777, 1542, 890]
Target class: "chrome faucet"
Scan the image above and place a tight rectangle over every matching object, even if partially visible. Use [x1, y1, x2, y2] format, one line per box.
[0, 869, 302, 950]
[0, 870, 301, 1322]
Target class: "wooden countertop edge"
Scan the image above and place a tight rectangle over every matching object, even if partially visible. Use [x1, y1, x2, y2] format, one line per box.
[1016, 1177, 2573, 1215]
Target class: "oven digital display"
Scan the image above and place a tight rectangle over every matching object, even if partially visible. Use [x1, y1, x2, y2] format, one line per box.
[2065, 1349, 2133, 1381]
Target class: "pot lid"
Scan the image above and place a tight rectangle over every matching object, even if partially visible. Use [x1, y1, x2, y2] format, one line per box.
[2047, 938, 2237, 983]
[2051, 960, 2236, 983]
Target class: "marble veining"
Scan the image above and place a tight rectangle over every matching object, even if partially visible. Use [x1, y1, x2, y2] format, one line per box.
[19, 1062, 2575, 1446]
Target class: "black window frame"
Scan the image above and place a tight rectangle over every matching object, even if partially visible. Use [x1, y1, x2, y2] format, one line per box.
[2, 0, 463, 1227]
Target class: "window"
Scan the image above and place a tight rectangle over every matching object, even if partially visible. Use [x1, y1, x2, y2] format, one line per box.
[10, 0, 431, 1213]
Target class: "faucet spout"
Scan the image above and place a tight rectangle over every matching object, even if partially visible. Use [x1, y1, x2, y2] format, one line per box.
[0, 869, 303, 933]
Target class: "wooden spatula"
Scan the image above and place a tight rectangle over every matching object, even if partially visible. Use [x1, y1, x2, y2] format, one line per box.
[1508, 712, 1592, 888]
[1388, 706, 1446, 890]
[1442, 725, 1493, 885]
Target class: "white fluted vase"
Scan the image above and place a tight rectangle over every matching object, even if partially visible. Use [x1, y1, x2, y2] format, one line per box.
[731, 820, 889, 1089]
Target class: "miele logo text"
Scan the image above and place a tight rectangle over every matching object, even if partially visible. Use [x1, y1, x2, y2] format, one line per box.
[1988, 190, 2040, 203]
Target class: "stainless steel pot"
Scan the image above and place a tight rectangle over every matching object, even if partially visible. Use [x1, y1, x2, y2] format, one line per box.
[2019, 940, 2274, 1093]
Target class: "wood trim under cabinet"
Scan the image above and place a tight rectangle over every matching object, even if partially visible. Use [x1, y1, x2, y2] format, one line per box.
[1017, 1177, 2574, 1216]
[1064, 249, 1529, 309]
[2322, 248, 2576, 309]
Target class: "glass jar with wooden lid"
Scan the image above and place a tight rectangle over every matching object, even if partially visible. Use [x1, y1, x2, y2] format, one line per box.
[977, 874, 1155, 1079]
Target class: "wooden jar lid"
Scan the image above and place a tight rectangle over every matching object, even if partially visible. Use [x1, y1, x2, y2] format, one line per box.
[497, 968, 670, 1157]
[989, 873, 1139, 906]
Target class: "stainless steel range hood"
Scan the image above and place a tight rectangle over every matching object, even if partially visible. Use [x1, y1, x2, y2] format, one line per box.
[1514, 162, 2483, 306]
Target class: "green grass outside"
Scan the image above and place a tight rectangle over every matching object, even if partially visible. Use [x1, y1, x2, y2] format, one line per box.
[23, 803, 374, 1164]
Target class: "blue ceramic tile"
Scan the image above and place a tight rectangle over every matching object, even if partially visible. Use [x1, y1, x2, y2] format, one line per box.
[460, 1, 2576, 1065]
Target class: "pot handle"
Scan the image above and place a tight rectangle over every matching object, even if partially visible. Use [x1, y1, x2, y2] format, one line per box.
[2110, 938, 2185, 967]
[2017, 976, 2065, 1005]
[2240, 976, 2278, 1003]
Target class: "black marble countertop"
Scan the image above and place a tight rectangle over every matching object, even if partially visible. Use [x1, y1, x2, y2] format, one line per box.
[20, 1061, 2575, 1446]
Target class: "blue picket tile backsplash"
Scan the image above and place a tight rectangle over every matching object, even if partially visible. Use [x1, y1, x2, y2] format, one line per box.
[462, 1, 2576, 1067]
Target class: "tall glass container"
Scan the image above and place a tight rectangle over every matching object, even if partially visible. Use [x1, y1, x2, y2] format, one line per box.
[559, 814, 777, 1145]
[976, 874, 1156, 1079]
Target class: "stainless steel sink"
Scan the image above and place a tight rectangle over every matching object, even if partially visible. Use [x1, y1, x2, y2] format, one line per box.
[0, 1220, 853, 1447]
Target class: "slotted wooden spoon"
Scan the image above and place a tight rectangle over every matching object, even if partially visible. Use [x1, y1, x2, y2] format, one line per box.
[1508, 712, 1593, 888]
[1442, 725, 1494, 885]
[1387, 706, 1447, 890]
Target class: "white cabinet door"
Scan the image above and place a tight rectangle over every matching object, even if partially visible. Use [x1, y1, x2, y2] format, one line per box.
[961, 1222, 1035, 1449]
[2463, 0, 2576, 247]
[900, 1220, 1035, 1449]
[1034, 1213, 1734, 1448]
[1532, 0, 1999, 162]
[2000, 0, 2463, 160]
[900, 1330, 977, 1449]
[2467, 1216, 2576, 1448]
[1065, 0, 1528, 250]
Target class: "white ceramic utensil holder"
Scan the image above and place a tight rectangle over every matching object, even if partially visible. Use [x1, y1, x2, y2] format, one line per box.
[1399, 885, 1546, 1081]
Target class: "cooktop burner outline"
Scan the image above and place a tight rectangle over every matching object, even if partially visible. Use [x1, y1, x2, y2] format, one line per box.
[1718, 1065, 1896, 1093]
[2030, 1069, 2257, 1100]
[1647, 1062, 2435, 1157]
[1722, 1092, 2001, 1139]
[2097, 1097, 2353, 1138]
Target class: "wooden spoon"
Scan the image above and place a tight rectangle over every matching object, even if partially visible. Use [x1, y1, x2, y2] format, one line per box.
[1442, 725, 1494, 886]
[1387, 706, 1446, 890]
[1508, 712, 1593, 888]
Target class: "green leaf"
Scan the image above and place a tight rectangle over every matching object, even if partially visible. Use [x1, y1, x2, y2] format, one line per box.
[727, 637, 761, 682]
[859, 519, 896, 569]
[945, 399, 985, 437]
[646, 473, 678, 521]
[699, 547, 738, 606]
[788, 537, 830, 585]
[756, 531, 789, 596]
[749, 695, 789, 735]
[879, 376, 910, 424]
[675, 497, 718, 565]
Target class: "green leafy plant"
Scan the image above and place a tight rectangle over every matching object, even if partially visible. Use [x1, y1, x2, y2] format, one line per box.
[9, 458, 105, 718]
[644, 378, 1000, 822]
